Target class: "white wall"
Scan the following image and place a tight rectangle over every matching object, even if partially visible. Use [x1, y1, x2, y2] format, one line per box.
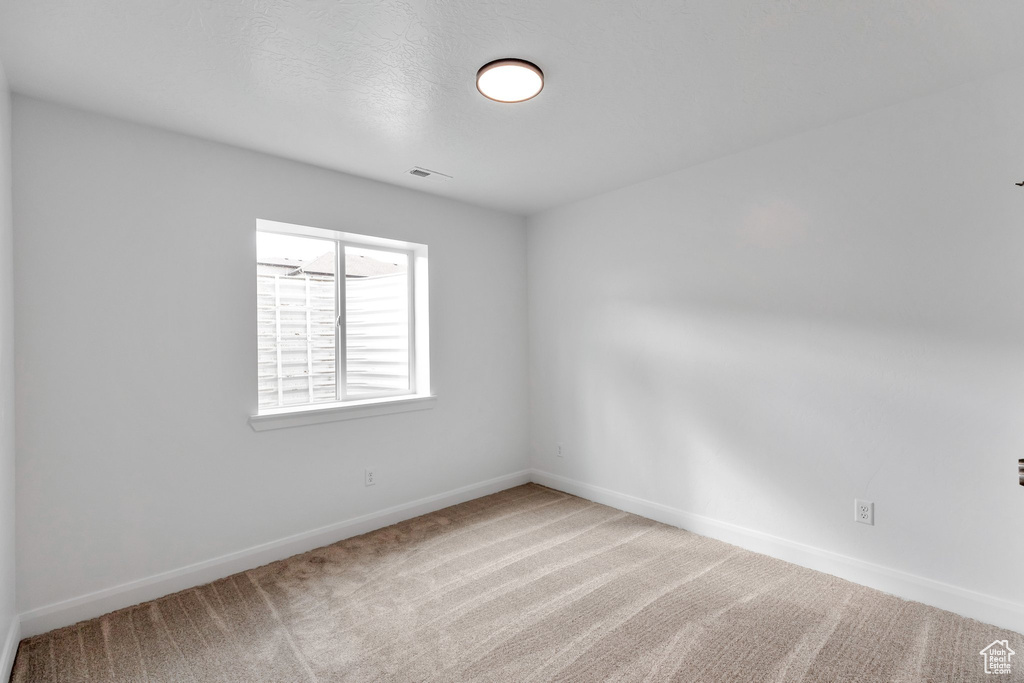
[13, 98, 528, 621]
[0, 59, 18, 677]
[528, 67, 1024, 613]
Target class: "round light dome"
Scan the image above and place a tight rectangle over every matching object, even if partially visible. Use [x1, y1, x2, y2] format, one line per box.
[476, 59, 544, 103]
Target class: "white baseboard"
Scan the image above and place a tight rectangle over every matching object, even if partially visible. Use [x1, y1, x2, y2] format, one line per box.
[19, 470, 532, 638]
[1, 615, 19, 683]
[531, 469, 1024, 635]
[20, 468, 1022, 642]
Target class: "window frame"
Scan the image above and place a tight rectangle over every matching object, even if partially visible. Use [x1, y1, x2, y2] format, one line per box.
[251, 219, 431, 428]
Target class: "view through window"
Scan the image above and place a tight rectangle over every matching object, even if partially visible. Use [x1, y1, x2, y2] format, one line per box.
[256, 227, 417, 412]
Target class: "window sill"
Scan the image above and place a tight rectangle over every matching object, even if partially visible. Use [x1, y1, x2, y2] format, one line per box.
[249, 394, 436, 431]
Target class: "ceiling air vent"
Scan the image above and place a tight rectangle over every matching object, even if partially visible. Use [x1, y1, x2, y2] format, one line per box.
[406, 166, 453, 182]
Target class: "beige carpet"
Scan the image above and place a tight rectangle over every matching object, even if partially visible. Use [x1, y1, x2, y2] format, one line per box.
[11, 484, 1022, 682]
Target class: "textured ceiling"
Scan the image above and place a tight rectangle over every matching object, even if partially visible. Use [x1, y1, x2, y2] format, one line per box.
[3, 1, 1024, 215]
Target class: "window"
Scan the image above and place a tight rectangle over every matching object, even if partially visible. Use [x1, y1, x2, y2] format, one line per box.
[253, 219, 430, 425]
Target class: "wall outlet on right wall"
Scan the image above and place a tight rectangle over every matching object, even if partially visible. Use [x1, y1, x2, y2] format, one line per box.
[855, 499, 874, 525]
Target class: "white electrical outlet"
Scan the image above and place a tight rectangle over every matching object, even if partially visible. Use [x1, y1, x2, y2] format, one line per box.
[557, 444, 564, 458]
[854, 499, 874, 525]
[365, 469, 376, 487]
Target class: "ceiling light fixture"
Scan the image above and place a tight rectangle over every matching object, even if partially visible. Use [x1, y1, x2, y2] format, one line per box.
[476, 59, 544, 103]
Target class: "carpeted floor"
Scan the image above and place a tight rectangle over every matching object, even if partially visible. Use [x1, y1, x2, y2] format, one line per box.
[10, 484, 1022, 682]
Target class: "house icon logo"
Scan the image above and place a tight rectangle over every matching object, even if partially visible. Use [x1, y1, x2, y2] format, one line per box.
[980, 640, 1015, 675]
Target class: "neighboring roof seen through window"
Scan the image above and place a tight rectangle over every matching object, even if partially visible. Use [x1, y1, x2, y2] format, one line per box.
[256, 250, 405, 278]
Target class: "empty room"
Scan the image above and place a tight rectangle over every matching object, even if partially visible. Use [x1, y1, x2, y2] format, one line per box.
[1, 1, 1023, 681]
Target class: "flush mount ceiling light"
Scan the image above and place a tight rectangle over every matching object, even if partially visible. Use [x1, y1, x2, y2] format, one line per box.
[476, 59, 544, 103]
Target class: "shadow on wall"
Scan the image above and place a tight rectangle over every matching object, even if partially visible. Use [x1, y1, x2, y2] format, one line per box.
[566, 299, 1024, 591]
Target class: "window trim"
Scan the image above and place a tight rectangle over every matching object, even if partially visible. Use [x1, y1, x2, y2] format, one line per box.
[249, 394, 437, 431]
[251, 219, 431, 427]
